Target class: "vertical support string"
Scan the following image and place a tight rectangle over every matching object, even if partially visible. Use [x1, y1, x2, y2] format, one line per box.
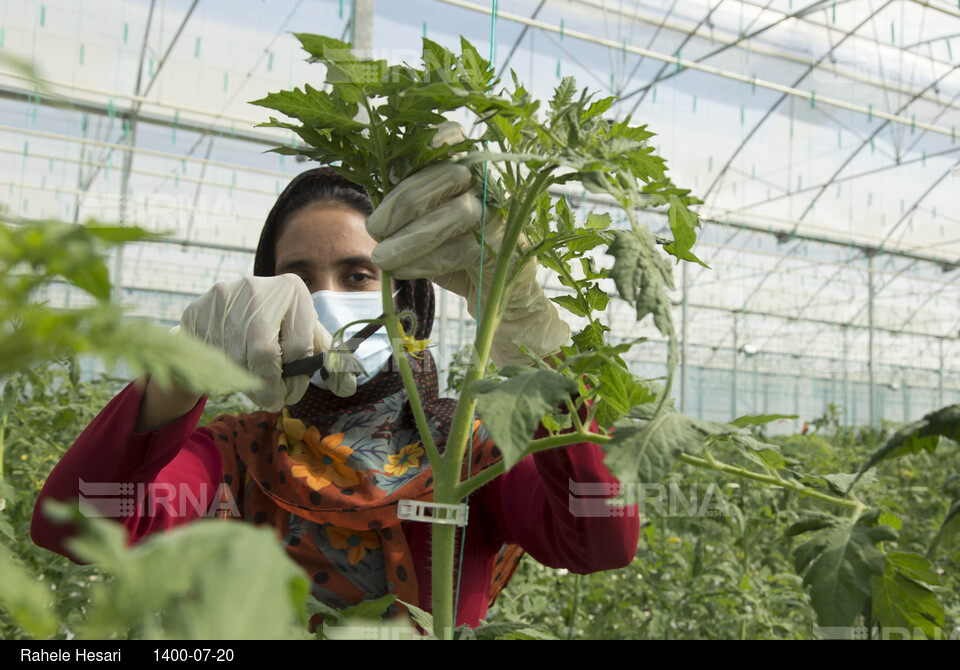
[453, 0, 498, 626]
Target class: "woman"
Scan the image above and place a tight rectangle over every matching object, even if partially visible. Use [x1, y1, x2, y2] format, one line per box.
[32, 164, 639, 629]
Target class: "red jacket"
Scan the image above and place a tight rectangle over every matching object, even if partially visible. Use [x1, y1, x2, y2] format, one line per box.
[32, 382, 639, 627]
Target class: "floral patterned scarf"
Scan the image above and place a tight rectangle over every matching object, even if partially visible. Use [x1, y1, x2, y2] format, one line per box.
[205, 278, 522, 623]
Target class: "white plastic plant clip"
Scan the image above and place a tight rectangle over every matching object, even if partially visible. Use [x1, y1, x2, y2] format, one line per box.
[397, 499, 468, 527]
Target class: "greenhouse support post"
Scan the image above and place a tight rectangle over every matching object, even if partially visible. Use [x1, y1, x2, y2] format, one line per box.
[902, 371, 909, 424]
[794, 357, 800, 426]
[115, 1, 157, 302]
[939, 338, 945, 407]
[681, 260, 688, 413]
[843, 325, 849, 426]
[352, 0, 375, 52]
[731, 312, 738, 420]
[762, 373, 769, 414]
[867, 251, 876, 438]
[697, 371, 704, 420]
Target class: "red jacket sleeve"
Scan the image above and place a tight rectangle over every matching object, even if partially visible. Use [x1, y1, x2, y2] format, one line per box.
[479, 406, 640, 573]
[30, 382, 222, 562]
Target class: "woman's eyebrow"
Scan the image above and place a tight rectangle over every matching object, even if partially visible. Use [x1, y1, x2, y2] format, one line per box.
[275, 258, 315, 273]
[276, 256, 377, 273]
[332, 255, 377, 268]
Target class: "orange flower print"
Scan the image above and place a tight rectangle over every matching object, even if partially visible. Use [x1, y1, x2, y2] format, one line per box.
[288, 431, 361, 491]
[279, 409, 362, 491]
[383, 443, 425, 477]
[277, 408, 308, 454]
[326, 526, 381, 565]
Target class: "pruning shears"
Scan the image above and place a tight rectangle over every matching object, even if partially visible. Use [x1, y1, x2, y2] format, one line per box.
[281, 318, 385, 381]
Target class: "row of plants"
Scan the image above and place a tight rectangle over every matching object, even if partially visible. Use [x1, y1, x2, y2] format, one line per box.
[3, 358, 956, 639]
[486, 415, 960, 639]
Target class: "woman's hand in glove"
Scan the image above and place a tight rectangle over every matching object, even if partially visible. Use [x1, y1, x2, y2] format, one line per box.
[366, 123, 569, 367]
[177, 274, 334, 411]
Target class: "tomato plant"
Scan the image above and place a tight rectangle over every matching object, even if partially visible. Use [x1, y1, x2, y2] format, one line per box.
[254, 34, 960, 639]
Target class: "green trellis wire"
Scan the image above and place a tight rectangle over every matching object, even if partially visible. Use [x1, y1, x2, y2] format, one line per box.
[452, 0, 498, 626]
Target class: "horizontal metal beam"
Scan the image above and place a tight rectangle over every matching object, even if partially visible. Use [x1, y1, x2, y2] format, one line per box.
[0, 84, 281, 149]
[0, 123, 288, 179]
[433, 0, 959, 138]
[573, 0, 960, 114]
[0, 145, 278, 199]
[4, 213, 257, 255]
[550, 184, 960, 269]
[0, 70, 258, 127]
[674, 300, 946, 341]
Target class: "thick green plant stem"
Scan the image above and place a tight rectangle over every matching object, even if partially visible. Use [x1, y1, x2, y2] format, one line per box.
[567, 573, 581, 640]
[425, 169, 555, 639]
[380, 272, 440, 467]
[455, 430, 869, 511]
[677, 453, 865, 511]
[430, 496, 457, 639]
[455, 430, 602, 499]
[0, 396, 5, 488]
[378, 164, 560, 637]
[439, 170, 555, 479]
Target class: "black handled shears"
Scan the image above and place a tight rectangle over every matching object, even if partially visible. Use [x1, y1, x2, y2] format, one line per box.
[281, 318, 385, 381]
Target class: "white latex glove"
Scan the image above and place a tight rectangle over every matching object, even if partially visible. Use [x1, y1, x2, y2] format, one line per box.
[177, 274, 338, 411]
[367, 124, 569, 367]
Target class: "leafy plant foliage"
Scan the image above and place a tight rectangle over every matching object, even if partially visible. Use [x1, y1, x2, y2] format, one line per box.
[252, 33, 960, 638]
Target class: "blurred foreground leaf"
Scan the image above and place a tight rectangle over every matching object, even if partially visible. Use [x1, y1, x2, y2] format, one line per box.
[47, 501, 309, 640]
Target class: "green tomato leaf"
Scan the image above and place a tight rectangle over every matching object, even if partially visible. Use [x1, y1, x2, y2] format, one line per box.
[550, 294, 589, 318]
[883, 551, 942, 586]
[306, 597, 345, 627]
[571, 320, 611, 353]
[822, 470, 877, 496]
[927, 498, 960, 558]
[730, 413, 798, 428]
[470, 369, 579, 470]
[466, 621, 556, 640]
[879, 511, 903, 531]
[871, 552, 945, 639]
[603, 407, 733, 495]
[0, 544, 58, 638]
[790, 509, 897, 629]
[293, 33, 353, 62]
[584, 212, 611, 230]
[786, 511, 839, 537]
[549, 77, 577, 118]
[83, 225, 165, 244]
[666, 195, 699, 263]
[854, 404, 960, 484]
[340, 594, 399, 621]
[729, 434, 786, 470]
[398, 599, 434, 636]
[68, 518, 309, 640]
[458, 36, 493, 90]
[607, 229, 674, 338]
[662, 240, 710, 268]
[555, 196, 575, 233]
[249, 85, 362, 132]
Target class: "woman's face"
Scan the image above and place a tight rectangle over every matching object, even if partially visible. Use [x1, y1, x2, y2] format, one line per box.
[273, 202, 381, 293]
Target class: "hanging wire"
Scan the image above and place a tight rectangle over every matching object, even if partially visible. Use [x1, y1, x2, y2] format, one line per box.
[453, 0, 498, 626]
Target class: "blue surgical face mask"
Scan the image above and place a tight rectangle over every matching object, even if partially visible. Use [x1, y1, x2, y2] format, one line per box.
[310, 290, 394, 390]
